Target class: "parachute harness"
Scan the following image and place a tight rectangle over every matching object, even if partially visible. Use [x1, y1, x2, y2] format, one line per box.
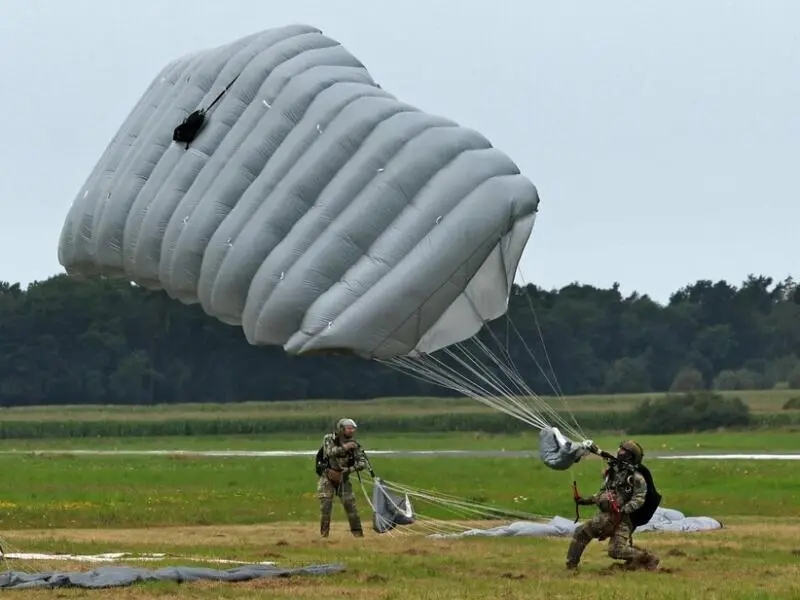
[571, 479, 581, 523]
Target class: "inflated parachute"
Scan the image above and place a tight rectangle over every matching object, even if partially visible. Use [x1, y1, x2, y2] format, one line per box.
[57, 24, 539, 361]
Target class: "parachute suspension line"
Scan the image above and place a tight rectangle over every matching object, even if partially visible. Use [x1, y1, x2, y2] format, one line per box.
[355, 477, 411, 539]
[359, 476, 548, 537]
[492, 315, 585, 441]
[396, 352, 547, 431]
[382, 480, 547, 536]
[513, 277, 566, 398]
[439, 343, 553, 428]
[466, 327, 583, 439]
[442, 340, 582, 440]
[381, 329, 585, 441]
[357, 477, 472, 538]
[386, 352, 547, 430]
[378, 478, 545, 522]
[514, 270, 585, 440]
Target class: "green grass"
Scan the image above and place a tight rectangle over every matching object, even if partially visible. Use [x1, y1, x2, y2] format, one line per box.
[1, 431, 799, 598]
[0, 445, 798, 531]
[0, 429, 797, 452]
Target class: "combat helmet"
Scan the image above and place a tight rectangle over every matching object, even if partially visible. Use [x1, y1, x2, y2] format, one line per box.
[617, 440, 644, 465]
[336, 418, 358, 438]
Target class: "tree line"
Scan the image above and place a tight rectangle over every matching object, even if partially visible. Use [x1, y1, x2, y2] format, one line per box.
[0, 273, 798, 407]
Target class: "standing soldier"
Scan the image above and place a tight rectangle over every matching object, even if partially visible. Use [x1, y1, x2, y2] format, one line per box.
[566, 440, 661, 571]
[317, 418, 368, 538]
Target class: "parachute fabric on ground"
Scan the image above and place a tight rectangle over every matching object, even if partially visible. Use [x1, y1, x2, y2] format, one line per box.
[371, 476, 416, 534]
[359, 475, 552, 538]
[0, 563, 345, 590]
[57, 24, 540, 361]
[538, 426, 591, 470]
[426, 507, 724, 540]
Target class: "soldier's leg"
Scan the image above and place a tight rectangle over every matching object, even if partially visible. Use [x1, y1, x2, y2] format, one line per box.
[317, 477, 335, 537]
[566, 513, 613, 569]
[607, 518, 660, 570]
[340, 481, 363, 537]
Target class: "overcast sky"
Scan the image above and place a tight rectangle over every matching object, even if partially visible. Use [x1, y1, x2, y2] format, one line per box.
[1, 1, 796, 304]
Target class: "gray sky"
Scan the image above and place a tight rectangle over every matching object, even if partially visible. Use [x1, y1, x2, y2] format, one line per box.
[1, 1, 797, 304]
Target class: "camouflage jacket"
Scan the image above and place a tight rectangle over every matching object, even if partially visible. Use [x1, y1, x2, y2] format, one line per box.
[590, 462, 647, 515]
[321, 433, 367, 474]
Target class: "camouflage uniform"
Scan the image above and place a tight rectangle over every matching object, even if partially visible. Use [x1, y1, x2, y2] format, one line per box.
[566, 440, 660, 571]
[317, 423, 367, 538]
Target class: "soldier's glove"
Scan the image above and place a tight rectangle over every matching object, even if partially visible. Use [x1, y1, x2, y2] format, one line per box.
[581, 439, 599, 453]
[342, 441, 358, 451]
[575, 497, 594, 506]
[326, 468, 344, 485]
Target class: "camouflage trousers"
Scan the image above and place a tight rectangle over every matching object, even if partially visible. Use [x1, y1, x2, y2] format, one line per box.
[317, 475, 363, 538]
[565, 512, 658, 569]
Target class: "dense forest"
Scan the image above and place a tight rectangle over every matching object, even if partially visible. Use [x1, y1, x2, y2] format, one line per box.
[0, 273, 798, 407]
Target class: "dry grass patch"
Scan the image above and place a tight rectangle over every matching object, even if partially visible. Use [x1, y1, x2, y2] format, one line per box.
[2, 519, 799, 599]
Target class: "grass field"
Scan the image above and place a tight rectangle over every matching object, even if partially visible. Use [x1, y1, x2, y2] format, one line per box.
[1, 448, 799, 529]
[0, 396, 798, 597]
[0, 429, 798, 598]
[0, 429, 798, 453]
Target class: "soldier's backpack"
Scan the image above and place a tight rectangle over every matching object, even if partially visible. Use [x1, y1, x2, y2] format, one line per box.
[630, 463, 662, 528]
[314, 445, 328, 476]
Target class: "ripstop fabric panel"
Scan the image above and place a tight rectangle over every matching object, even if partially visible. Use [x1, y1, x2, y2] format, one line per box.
[427, 508, 724, 539]
[58, 24, 540, 359]
[0, 563, 345, 590]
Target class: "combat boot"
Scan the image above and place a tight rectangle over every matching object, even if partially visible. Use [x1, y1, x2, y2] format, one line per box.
[629, 550, 659, 571]
[345, 503, 363, 537]
[642, 552, 660, 571]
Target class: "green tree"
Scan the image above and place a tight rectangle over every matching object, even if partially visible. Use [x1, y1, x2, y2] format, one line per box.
[670, 366, 705, 392]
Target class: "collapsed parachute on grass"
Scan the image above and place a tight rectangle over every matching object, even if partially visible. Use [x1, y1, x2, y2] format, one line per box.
[57, 24, 539, 361]
[426, 507, 724, 540]
[0, 563, 344, 590]
[371, 476, 415, 534]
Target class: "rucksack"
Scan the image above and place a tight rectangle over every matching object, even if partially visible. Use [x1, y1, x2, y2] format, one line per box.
[314, 445, 328, 476]
[630, 463, 662, 528]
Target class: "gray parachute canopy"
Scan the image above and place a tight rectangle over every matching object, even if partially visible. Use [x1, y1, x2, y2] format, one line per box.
[538, 426, 592, 470]
[372, 476, 415, 534]
[57, 24, 540, 361]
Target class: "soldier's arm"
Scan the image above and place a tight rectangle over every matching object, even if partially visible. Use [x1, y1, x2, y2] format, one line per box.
[621, 472, 647, 514]
[345, 449, 367, 473]
[589, 482, 607, 502]
[323, 435, 349, 459]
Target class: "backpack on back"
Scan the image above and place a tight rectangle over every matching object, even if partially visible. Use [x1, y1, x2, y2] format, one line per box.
[630, 463, 662, 528]
[314, 445, 327, 476]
